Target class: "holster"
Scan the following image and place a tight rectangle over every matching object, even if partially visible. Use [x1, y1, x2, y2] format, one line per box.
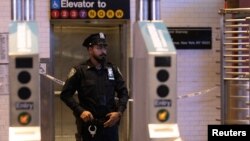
[75, 117, 83, 141]
[75, 133, 82, 141]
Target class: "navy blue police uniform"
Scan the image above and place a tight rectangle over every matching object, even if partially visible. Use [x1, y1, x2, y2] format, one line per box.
[60, 33, 129, 141]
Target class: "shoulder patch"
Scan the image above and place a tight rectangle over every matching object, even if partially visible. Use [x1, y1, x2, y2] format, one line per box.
[117, 67, 123, 76]
[67, 68, 76, 79]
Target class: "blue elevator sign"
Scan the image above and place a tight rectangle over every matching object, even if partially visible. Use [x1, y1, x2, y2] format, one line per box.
[50, 0, 130, 19]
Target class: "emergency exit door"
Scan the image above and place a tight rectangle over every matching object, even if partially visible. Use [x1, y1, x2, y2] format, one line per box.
[50, 22, 129, 141]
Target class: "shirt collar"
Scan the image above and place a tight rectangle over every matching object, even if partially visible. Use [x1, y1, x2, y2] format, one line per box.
[86, 59, 108, 70]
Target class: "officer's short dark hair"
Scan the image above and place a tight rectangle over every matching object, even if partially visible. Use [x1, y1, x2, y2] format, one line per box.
[82, 32, 107, 48]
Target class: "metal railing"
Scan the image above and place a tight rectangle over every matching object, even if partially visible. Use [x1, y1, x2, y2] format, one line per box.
[219, 8, 250, 124]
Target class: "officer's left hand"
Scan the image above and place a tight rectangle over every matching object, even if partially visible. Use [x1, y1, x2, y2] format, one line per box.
[104, 112, 121, 128]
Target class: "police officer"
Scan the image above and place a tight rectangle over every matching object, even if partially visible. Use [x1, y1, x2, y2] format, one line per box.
[60, 32, 129, 141]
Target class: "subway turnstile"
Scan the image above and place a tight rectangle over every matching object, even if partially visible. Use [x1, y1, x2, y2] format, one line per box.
[8, 22, 41, 141]
[131, 21, 181, 141]
[8, 0, 41, 140]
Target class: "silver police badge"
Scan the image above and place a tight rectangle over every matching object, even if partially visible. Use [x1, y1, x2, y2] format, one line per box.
[107, 67, 115, 80]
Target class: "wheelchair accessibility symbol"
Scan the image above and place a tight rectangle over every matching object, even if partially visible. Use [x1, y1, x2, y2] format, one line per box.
[51, 0, 61, 9]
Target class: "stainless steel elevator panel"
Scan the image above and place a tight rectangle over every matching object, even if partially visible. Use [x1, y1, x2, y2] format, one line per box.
[51, 22, 129, 141]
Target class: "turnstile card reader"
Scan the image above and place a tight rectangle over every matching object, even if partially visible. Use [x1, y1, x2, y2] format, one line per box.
[132, 21, 181, 141]
[8, 21, 41, 141]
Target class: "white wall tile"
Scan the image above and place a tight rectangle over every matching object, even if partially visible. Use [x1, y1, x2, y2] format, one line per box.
[161, 0, 223, 141]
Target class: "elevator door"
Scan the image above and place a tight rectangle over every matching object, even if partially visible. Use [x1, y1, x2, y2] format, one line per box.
[51, 24, 128, 141]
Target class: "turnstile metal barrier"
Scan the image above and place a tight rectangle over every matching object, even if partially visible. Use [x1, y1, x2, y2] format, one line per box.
[219, 8, 250, 124]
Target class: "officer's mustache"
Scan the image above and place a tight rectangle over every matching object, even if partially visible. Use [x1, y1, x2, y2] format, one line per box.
[100, 53, 107, 57]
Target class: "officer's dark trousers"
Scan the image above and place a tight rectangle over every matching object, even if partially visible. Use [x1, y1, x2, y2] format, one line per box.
[75, 118, 119, 141]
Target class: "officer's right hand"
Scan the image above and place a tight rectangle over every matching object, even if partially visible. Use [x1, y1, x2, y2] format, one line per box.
[80, 111, 94, 122]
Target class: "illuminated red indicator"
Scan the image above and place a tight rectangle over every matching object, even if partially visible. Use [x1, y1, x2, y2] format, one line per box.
[70, 10, 78, 18]
[51, 10, 60, 18]
[61, 10, 69, 18]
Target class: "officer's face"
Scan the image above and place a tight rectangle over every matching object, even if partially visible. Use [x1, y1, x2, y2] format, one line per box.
[89, 44, 107, 63]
